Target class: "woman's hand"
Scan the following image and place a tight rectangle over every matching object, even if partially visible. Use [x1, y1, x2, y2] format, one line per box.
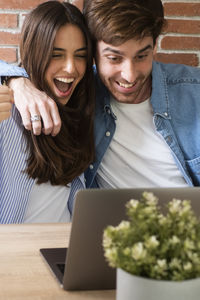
[9, 77, 61, 136]
[0, 85, 13, 122]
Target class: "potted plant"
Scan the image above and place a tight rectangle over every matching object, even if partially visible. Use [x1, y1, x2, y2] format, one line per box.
[103, 192, 200, 300]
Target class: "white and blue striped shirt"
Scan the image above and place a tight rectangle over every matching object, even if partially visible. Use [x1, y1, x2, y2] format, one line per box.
[0, 104, 35, 223]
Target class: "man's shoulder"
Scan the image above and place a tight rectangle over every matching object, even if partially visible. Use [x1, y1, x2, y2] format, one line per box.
[0, 60, 28, 77]
[154, 61, 200, 83]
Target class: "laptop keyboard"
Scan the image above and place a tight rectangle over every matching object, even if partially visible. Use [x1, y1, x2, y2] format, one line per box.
[57, 263, 65, 274]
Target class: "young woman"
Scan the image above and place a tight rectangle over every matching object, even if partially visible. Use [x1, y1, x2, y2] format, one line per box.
[0, 1, 95, 223]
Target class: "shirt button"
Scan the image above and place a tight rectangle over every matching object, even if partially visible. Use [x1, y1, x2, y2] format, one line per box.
[106, 131, 110, 137]
[166, 136, 172, 143]
[89, 164, 94, 169]
[164, 112, 168, 116]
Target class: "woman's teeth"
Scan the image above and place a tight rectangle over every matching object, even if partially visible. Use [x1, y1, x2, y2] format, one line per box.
[56, 77, 74, 83]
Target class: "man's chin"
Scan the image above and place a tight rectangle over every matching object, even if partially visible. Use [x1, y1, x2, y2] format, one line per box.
[109, 90, 135, 104]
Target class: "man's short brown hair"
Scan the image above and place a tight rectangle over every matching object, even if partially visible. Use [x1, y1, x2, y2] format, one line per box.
[83, 0, 165, 46]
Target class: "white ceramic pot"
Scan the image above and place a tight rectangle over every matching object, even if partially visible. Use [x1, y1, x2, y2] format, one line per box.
[116, 268, 200, 300]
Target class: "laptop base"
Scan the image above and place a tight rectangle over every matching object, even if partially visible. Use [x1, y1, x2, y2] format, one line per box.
[40, 248, 67, 285]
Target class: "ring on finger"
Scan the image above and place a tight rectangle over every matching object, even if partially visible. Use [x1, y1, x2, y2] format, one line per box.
[30, 114, 41, 122]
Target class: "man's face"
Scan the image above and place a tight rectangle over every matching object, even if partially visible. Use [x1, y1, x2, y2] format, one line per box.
[95, 36, 156, 104]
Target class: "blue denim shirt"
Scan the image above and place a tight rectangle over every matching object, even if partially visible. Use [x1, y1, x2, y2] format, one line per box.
[85, 61, 200, 188]
[1, 60, 200, 189]
[0, 59, 28, 77]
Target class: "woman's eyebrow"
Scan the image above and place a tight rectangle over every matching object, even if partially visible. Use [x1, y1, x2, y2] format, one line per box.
[75, 47, 87, 52]
[53, 47, 87, 52]
[53, 47, 64, 51]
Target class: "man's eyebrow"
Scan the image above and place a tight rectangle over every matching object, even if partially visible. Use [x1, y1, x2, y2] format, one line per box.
[102, 44, 153, 55]
[102, 47, 122, 55]
[137, 45, 153, 54]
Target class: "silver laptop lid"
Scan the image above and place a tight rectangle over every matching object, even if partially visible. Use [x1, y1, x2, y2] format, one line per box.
[63, 187, 200, 290]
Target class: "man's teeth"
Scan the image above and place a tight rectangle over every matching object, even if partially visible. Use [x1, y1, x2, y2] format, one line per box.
[56, 77, 74, 83]
[118, 82, 134, 88]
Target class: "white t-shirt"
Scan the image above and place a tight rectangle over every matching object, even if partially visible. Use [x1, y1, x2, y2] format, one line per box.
[24, 181, 71, 223]
[96, 98, 188, 189]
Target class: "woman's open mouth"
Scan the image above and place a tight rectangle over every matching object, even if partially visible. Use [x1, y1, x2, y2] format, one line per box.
[54, 77, 74, 96]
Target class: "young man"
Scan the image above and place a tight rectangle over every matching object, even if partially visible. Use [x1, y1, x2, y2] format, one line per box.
[1, 0, 200, 191]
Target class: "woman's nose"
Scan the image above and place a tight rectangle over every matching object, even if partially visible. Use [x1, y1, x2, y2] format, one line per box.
[63, 58, 76, 74]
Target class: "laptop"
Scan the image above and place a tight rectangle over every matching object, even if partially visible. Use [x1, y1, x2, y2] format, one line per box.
[40, 187, 200, 291]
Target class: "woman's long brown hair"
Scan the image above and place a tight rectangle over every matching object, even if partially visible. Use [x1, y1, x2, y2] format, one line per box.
[20, 1, 95, 185]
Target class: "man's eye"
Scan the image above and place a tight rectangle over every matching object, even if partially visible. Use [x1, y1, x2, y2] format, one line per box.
[107, 56, 120, 62]
[136, 54, 148, 61]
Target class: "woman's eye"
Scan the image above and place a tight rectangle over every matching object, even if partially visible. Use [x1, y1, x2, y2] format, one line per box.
[75, 54, 87, 58]
[52, 53, 62, 58]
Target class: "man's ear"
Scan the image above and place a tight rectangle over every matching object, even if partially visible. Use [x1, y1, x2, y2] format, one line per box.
[72, 0, 84, 12]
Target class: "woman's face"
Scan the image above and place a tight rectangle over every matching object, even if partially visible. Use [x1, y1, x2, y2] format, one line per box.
[45, 23, 87, 105]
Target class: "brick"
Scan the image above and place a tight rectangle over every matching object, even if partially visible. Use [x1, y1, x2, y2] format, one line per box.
[0, 14, 18, 28]
[165, 19, 200, 35]
[0, 48, 17, 63]
[0, 0, 63, 10]
[0, 0, 46, 10]
[164, 3, 200, 17]
[0, 0, 199, 67]
[161, 36, 200, 51]
[155, 53, 199, 67]
[0, 32, 20, 45]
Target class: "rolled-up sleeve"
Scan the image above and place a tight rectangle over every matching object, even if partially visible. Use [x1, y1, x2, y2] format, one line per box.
[0, 60, 28, 83]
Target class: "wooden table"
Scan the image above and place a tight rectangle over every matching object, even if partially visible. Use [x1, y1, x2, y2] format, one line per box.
[0, 223, 115, 300]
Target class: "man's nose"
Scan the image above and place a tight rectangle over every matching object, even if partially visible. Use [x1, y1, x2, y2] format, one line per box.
[121, 61, 137, 83]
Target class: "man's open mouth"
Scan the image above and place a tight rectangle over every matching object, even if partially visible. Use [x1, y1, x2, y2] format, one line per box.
[117, 81, 136, 88]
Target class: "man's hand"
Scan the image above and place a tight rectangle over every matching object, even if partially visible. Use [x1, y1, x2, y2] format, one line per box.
[0, 85, 13, 122]
[9, 77, 61, 136]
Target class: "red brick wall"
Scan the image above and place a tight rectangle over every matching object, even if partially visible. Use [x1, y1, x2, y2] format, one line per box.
[0, 0, 64, 63]
[155, 1, 200, 67]
[0, 0, 199, 67]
